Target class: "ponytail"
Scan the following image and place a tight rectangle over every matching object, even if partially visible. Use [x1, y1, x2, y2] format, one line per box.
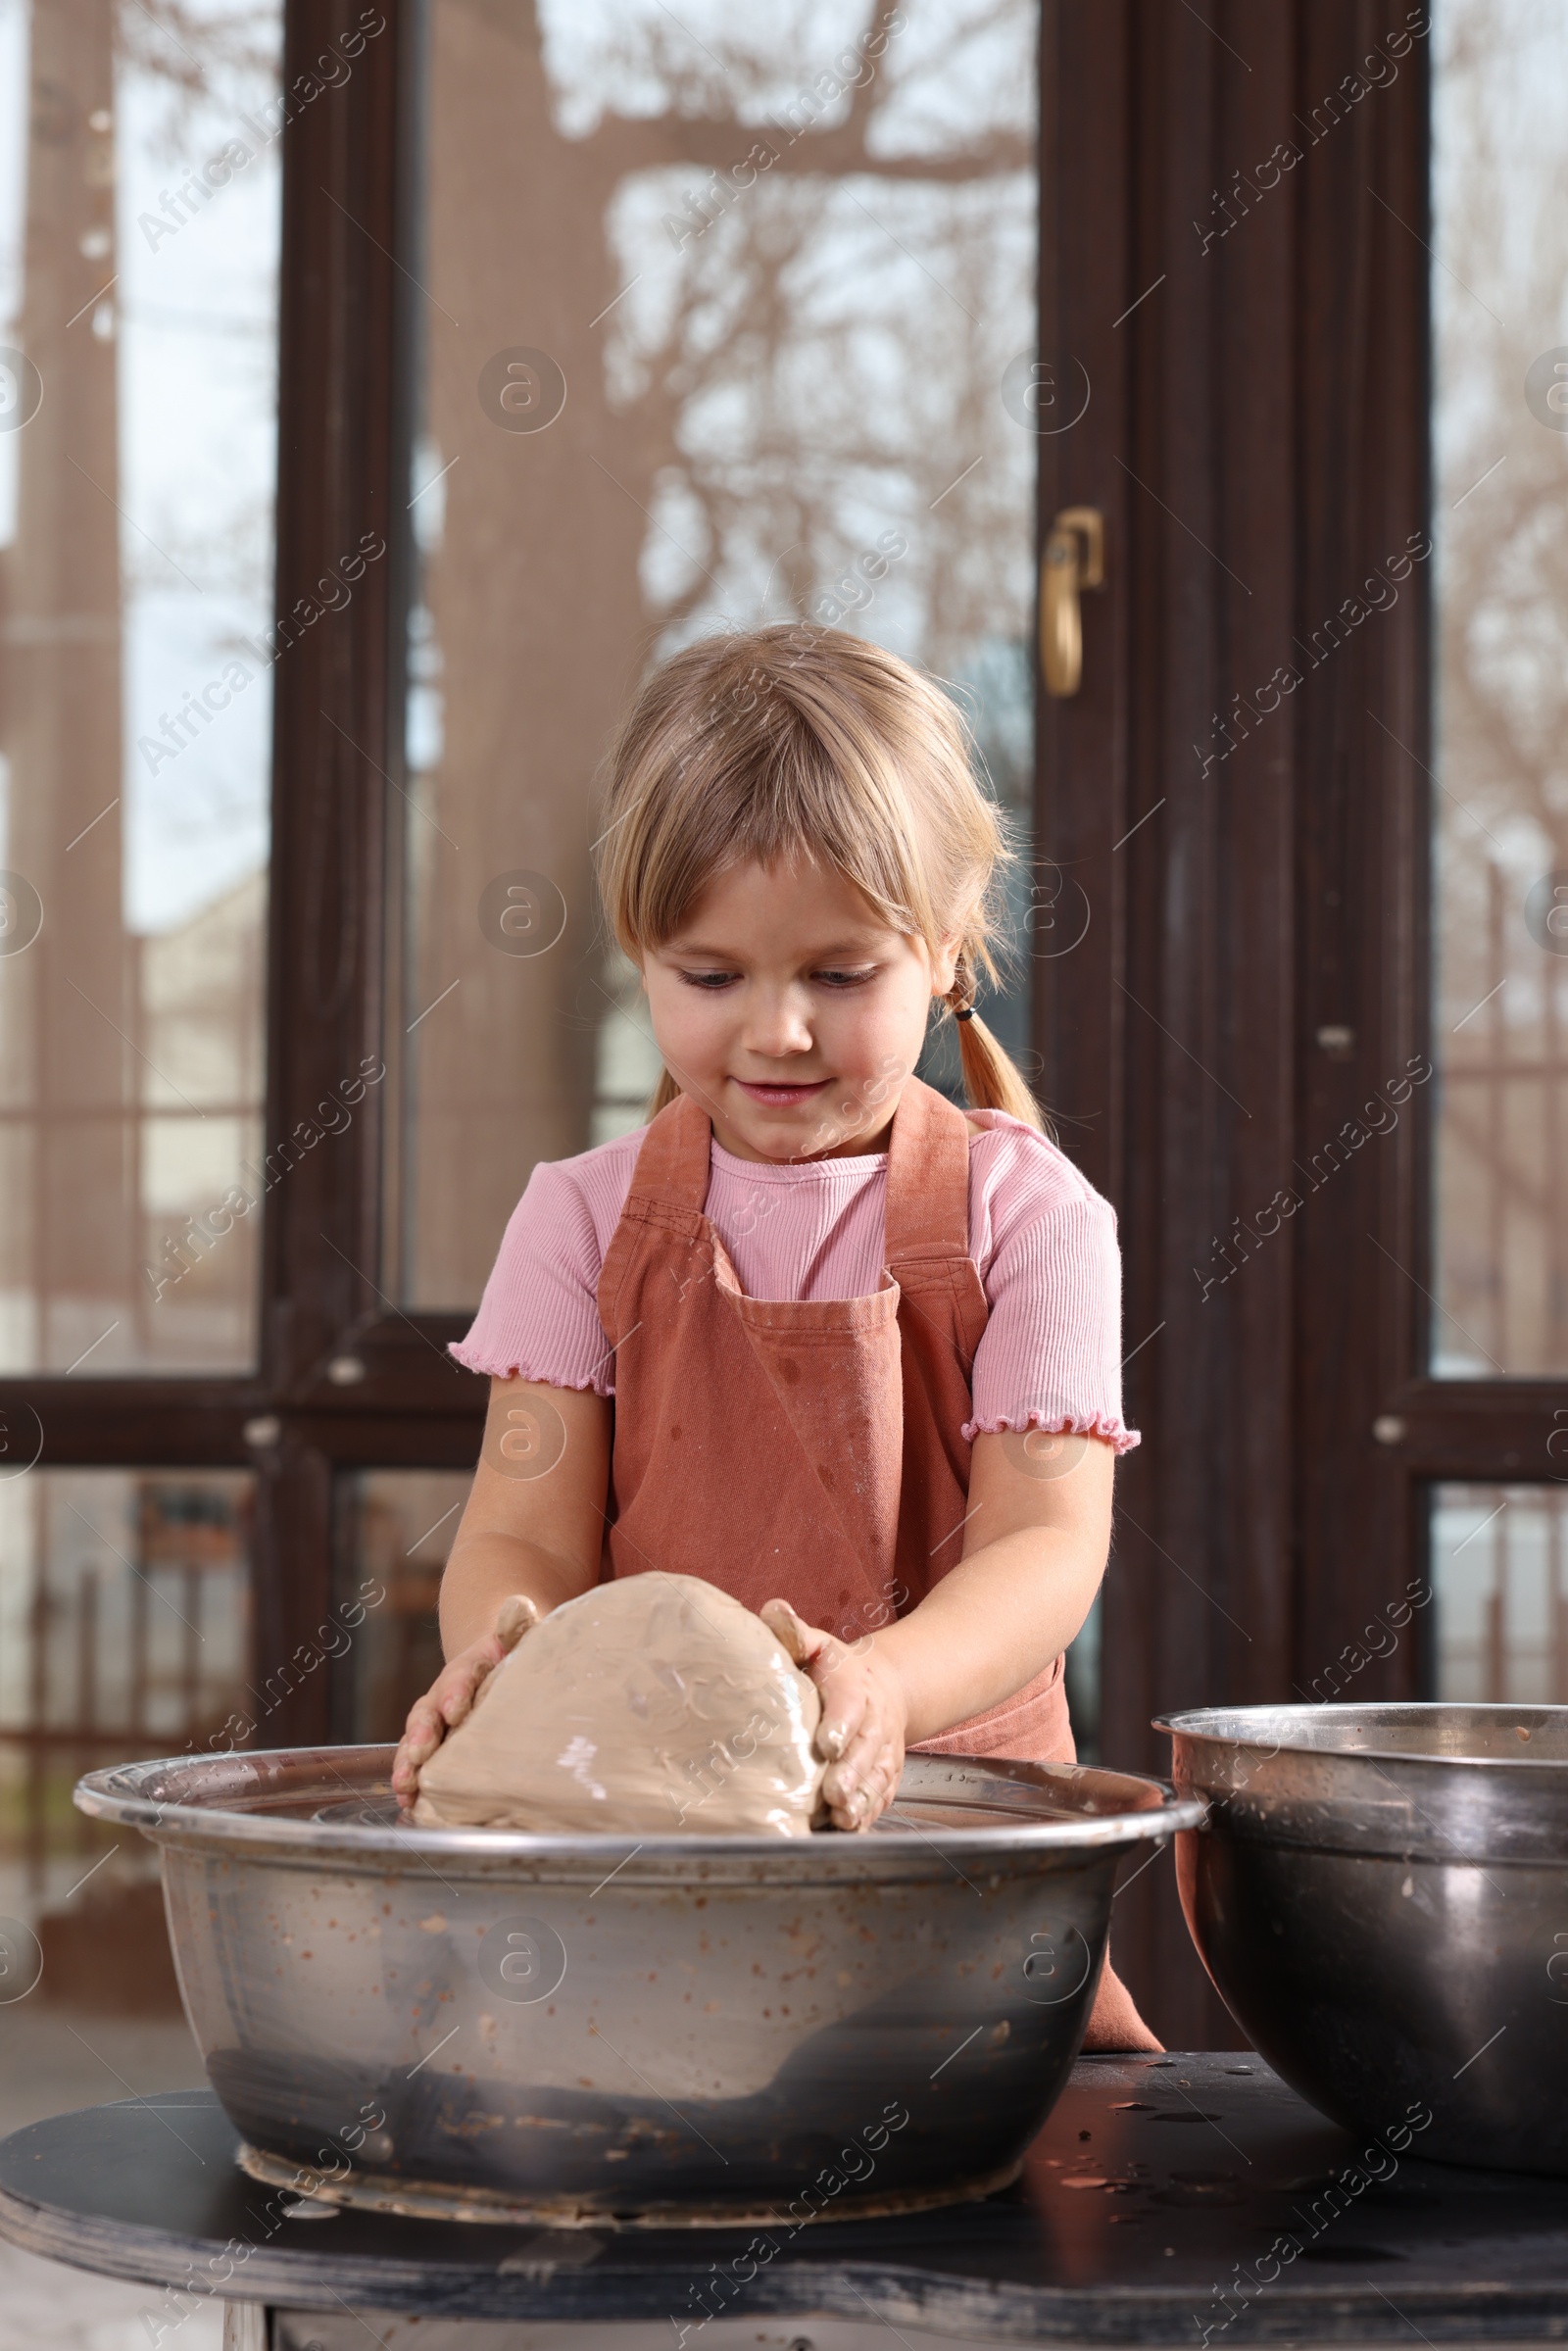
[945, 952, 1045, 1131]
[952, 1004, 1045, 1130]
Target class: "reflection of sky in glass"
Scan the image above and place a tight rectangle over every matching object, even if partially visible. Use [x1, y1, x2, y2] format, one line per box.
[606, 171, 1034, 668]
[1432, 0, 1568, 901]
[0, 0, 281, 844]
[114, 0, 281, 934]
[1432, 0, 1568, 909]
[569, 1, 1037, 680]
[530, 0, 1038, 1051]
[1431, 0, 1568, 1376]
[537, 0, 1031, 154]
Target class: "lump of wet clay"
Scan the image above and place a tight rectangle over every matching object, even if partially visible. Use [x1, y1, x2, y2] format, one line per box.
[413, 1573, 827, 1836]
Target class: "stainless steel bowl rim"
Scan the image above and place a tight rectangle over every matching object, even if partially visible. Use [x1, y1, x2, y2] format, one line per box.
[1157, 1703, 1568, 1863]
[75, 1743, 1203, 1873]
[1156, 1700, 1568, 1768]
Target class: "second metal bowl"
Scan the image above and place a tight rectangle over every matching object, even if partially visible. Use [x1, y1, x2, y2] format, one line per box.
[1160, 1703, 1568, 2176]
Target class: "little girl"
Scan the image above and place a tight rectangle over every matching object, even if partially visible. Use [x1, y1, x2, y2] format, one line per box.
[394, 623, 1154, 2050]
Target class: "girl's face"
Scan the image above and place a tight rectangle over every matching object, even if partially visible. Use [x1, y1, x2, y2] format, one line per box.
[641, 857, 958, 1162]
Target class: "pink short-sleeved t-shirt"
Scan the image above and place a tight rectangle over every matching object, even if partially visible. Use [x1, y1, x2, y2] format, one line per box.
[451, 1108, 1139, 1453]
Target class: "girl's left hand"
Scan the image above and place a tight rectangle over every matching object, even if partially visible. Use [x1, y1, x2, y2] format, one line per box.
[761, 1599, 909, 1832]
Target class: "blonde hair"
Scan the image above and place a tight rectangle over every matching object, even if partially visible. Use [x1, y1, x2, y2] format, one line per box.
[594, 624, 1043, 1130]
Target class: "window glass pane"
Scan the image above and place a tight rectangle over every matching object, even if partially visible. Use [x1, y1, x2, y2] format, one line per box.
[334, 1469, 467, 1742]
[0, 0, 279, 1372]
[394, 0, 1039, 1308]
[1430, 1, 1568, 1375]
[1430, 1483, 1568, 1701]
[0, 1467, 251, 2222]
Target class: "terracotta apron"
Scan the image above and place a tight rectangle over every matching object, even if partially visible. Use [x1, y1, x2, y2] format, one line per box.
[595, 1076, 1152, 2049]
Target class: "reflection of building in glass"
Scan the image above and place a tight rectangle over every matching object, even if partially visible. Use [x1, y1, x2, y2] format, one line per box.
[337, 1470, 469, 1744]
[1432, 1486, 1568, 1704]
[0, 1468, 254, 2015]
[135, 869, 266, 1351]
[395, 0, 1040, 1308]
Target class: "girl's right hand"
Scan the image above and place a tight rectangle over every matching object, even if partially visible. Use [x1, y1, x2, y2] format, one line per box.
[390, 1593, 539, 1811]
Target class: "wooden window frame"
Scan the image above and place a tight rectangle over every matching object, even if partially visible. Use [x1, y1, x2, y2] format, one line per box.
[1041, 0, 1560, 2042]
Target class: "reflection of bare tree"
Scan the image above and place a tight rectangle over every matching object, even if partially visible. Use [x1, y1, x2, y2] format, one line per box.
[591, 1, 1033, 679]
[407, 0, 1037, 1303]
[611, 176, 1031, 653]
[1432, 0, 1568, 1375]
[115, 0, 276, 144]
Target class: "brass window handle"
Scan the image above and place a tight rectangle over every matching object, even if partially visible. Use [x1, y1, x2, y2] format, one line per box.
[1040, 505, 1105, 697]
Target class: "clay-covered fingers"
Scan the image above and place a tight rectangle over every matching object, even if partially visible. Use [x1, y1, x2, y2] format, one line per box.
[392, 1695, 442, 1788]
[760, 1598, 857, 1754]
[390, 1595, 542, 1807]
[436, 1640, 504, 1731]
[809, 1635, 877, 1766]
[822, 1711, 903, 1831]
[389, 1637, 501, 1807]
[816, 1652, 900, 1825]
[851, 1737, 905, 1830]
[759, 1597, 908, 1828]
[494, 1592, 540, 1650]
[760, 1595, 820, 1668]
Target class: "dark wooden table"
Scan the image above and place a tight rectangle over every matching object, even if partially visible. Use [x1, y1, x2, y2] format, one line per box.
[2, 2053, 1565, 2346]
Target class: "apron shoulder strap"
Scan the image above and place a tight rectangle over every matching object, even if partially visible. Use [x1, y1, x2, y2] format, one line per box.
[884, 1077, 973, 1260]
[623, 1089, 713, 1212]
[884, 1076, 988, 1374]
[597, 1091, 713, 1342]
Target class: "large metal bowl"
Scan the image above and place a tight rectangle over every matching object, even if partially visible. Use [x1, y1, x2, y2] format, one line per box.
[1159, 1703, 1568, 2177]
[75, 1743, 1198, 2228]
